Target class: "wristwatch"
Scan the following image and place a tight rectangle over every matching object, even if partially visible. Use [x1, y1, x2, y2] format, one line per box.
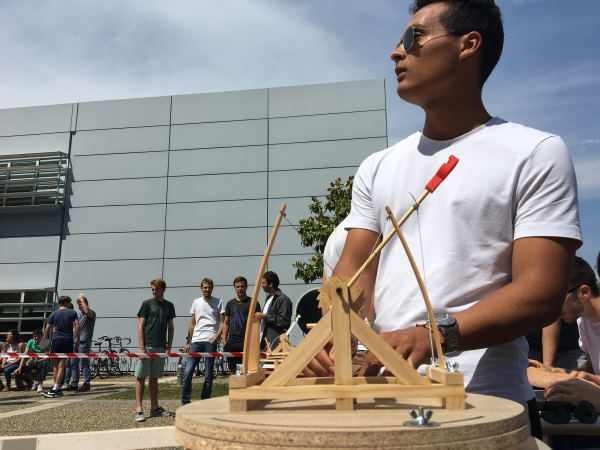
[434, 313, 460, 354]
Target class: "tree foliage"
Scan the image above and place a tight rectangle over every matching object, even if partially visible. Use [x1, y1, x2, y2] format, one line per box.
[293, 176, 353, 283]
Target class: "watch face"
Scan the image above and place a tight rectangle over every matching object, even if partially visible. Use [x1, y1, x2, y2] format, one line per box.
[435, 313, 454, 327]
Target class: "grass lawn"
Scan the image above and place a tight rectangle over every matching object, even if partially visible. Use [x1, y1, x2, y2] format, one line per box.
[98, 381, 229, 400]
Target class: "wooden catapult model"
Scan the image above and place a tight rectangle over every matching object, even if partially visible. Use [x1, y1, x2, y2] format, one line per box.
[229, 156, 463, 412]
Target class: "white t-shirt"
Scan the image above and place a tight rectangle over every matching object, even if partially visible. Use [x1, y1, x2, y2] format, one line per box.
[578, 318, 600, 374]
[345, 117, 581, 404]
[190, 296, 225, 343]
[323, 218, 350, 279]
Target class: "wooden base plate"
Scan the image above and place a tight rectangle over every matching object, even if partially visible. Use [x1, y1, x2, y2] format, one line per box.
[175, 393, 543, 449]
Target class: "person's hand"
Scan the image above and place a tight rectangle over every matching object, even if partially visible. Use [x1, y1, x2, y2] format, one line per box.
[545, 377, 600, 409]
[184, 343, 190, 353]
[165, 346, 171, 353]
[303, 340, 335, 377]
[139, 347, 146, 354]
[358, 326, 433, 376]
[569, 371, 600, 387]
[254, 312, 267, 320]
[209, 337, 217, 345]
[528, 359, 550, 370]
[14, 367, 21, 375]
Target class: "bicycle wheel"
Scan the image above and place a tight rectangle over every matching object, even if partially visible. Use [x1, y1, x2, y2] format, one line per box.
[97, 358, 109, 379]
[90, 359, 99, 380]
[119, 348, 131, 375]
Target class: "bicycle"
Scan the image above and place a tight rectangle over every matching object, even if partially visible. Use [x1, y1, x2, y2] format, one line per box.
[90, 336, 132, 378]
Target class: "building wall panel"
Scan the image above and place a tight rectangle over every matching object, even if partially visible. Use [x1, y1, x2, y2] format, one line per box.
[0, 104, 73, 136]
[69, 178, 167, 207]
[61, 231, 164, 261]
[166, 199, 266, 230]
[168, 146, 267, 177]
[59, 259, 163, 290]
[0, 236, 60, 263]
[76, 97, 171, 130]
[167, 172, 266, 203]
[172, 89, 267, 124]
[65, 204, 166, 234]
[164, 228, 265, 259]
[72, 151, 169, 181]
[0, 133, 71, 156]
[71, 127, 170, 156]
[269, 110, 387, 144]
[170, 120, 267, 150]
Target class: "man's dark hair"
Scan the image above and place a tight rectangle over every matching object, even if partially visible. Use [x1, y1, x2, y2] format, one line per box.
[58, 296, 71, 306]
[570, 256, 600, 297]
[233, 276, 248, 285]
[33, 329, 43, 337]
[410, 0, 504, 85]
[263, 271, 280, 289]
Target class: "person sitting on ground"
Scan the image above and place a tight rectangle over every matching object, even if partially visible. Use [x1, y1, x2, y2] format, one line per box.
[43, 296, 80, 398]
[18, 329, 50, 392]
[0, 330, 26, 391]
[528, 256, 600, 388]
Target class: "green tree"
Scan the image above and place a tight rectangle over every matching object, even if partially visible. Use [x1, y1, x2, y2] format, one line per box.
[293, 176, 353, 283]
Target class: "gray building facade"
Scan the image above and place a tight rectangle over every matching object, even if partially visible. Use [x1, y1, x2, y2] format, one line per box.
[0, 79, 387, 348]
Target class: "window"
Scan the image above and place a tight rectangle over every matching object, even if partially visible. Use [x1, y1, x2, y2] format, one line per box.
[0, 290, 54, 337]
[0, 152, 68, 208]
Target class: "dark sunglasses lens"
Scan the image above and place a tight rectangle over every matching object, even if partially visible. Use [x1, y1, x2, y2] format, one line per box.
[403, 27, 414, 52]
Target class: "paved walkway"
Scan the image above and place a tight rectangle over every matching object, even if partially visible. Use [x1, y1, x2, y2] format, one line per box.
[0, 375, 226, 442]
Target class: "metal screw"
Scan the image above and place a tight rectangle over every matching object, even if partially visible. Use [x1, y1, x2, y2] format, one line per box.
[403, 406, 440, 428]
[235, 364, 244, 375]
[430, 357, 440, 367]
[445, 361, 459, 372]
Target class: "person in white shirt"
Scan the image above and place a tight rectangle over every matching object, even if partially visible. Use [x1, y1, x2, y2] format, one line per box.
[307, 0, 580, 439]
[181, 278, 224, 404]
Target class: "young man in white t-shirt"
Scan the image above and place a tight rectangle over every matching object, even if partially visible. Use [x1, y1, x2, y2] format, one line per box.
[307, 0, 580, 437]
[181, 278, 225, 404]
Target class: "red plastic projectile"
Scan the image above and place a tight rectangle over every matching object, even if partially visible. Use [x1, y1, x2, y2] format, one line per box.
[425, 155, 459, 193]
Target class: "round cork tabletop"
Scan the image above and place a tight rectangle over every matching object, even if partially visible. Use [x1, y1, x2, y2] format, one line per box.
[175, 394, 549, 449]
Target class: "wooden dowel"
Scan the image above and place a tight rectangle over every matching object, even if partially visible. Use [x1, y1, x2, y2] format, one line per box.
[385, 206, 445, 369]
[242, 203, 287, 374]
[348, 190, 429, 288]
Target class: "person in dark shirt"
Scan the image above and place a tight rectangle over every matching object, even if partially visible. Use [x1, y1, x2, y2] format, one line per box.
[42, 296, 79, 398]
[134, 278, 175, 422]
[255, 271, 292, 351]
[222, 276, 260, 374]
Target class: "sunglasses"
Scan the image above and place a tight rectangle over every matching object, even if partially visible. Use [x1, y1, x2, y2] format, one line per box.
[396, 26, 454, 53]
[540, 401, 598, 424]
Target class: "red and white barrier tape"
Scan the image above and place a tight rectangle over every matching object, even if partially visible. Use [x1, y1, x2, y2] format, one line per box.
[0, 352, 265, 359]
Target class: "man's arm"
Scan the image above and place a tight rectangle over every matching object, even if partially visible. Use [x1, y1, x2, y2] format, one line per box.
[305, 228, 381, 377]
[166, 319, 174, 352]
[78, 293, 95, 318]
[185, 314, 195, 352]
[44, 322, 52, 339]
[455, 237, 577, 351]
[73, 317, 81, 348]
[212, 314, 225, 345]
[138, 317, 146, 353]
[541, 319, 561, 367]
[222, 316, 230, 344]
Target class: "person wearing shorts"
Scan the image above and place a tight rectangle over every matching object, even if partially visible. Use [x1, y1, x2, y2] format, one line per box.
[42, 296, 79, 398]
[134, 278, 176, 422]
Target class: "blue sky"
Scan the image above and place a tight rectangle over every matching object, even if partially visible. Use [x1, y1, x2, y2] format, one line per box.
[1, 0, 598, 270]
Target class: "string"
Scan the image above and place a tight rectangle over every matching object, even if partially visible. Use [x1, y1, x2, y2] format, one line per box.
[409, 192, 435, 364]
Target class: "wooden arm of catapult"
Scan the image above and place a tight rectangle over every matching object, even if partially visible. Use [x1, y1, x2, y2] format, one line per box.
[232, 156, 462, 412]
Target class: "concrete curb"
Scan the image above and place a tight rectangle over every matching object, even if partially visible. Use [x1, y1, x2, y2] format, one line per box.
[0, 426, 177, 450]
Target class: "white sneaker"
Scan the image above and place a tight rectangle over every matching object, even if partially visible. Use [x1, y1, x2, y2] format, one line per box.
[37, 384, 44, 392]
[31, 382, 39, 391]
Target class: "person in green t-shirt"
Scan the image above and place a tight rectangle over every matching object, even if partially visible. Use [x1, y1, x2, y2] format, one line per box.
[16, 329, 49, 391]
[134, 278, 176, 422]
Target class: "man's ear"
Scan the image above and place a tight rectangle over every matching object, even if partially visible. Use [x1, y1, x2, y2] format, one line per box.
[458, 31, 482, 60]
[579, 284, 593, 299]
